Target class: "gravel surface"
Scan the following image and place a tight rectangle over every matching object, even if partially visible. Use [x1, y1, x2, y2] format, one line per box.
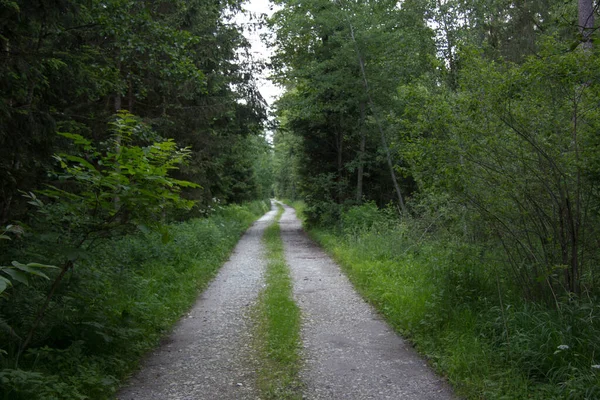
[279, 203, 457, 400]
[116, 202, 456, 400]
[116, 205, 277, 400]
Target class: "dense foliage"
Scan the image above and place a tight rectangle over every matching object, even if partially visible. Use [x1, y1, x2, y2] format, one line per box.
[272, 0, 600, 397]
[1, 201, 269, 399]
[3, 0, 599, 396]
[309, 203, 599, 399]
[0, 0, 272, 397]
[0, 0, 269, 222]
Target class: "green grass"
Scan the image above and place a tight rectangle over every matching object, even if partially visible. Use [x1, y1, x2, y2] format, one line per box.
[254, 204, 303, 399]
[307, 228, 531, 399]
[0, 200, 270, 400]
[280, 199, 306, 223]
[291, 201, 600, 400]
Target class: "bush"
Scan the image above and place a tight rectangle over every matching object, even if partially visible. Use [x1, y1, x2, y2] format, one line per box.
[302, 199, 342, 227]
[0, 201, 267, 400]
[341, 201, 390, 236]
[309, 203, 600, 399]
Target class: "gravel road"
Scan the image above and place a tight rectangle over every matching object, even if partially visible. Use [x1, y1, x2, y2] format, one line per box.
[279, 203, 456, 400]
[116, 205, 278, 400]
[116, 202, 456, 399]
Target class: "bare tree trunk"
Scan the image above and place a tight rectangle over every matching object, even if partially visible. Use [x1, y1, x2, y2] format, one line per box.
[579, 0, 594, 50]
[570, 6, 590, 292]
[115, 59, 122, 112]
[114, 60, 122, 212]
[567, 198, 580, 293]
[115, 93, 122, 112]
[379, 124, 407, 214]
[128, 76, 134, 112]
[347, 23, 407, 213]
[356, 102, 366, 203]
[336, 128, 344, 203]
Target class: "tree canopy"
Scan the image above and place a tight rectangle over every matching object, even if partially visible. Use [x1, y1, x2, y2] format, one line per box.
[0, 0, 269, 223]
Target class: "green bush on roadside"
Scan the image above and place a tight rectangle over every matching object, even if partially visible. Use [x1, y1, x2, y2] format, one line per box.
[0, 200, 269, 400]
[301, 202, 600, 400]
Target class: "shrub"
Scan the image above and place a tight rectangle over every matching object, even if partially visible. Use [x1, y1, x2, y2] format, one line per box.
[0, 201, 267, 400]
[309, 202, 600, 399]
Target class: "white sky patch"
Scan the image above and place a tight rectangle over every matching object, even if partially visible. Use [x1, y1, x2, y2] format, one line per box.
[235, 0, 283, 107]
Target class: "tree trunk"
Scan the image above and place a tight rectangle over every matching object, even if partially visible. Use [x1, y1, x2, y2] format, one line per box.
[436, 0, 457, 88]
[128, 76, 134, 112]
[115, 59, 122, 112]
[114, 60, 122, 212]
[356, 102, 366, 203]
[579, 0, 594, 50]
[347, 23, 407, 213]
[336, 128, 344, 203]
[380, 128, 407, 214]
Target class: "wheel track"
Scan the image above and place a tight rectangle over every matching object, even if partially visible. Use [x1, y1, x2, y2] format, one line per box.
[116, 206, 277, 400]
[279, 203, 456, 400]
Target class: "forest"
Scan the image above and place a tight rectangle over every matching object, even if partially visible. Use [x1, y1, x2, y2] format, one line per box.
[0, 0, 271, 398]
[0, 0, 599, 398]
[271, 0, 600, 398]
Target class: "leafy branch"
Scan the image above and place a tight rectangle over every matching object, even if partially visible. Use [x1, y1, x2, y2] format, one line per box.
[16, 111, 200, 358]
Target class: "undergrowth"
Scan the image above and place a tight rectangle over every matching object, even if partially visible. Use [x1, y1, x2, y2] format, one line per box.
[292, 201, 600, 400]
[255, 203, 303, 399]
[0, 200, 270, 400]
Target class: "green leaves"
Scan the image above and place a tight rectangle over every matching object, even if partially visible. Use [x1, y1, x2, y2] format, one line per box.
[42, 112, 200, 235]
[0, 225, 58, 295]
[0, 0, 266, 224]
[0, 262, 58, 294]
[0, 225, 24, 241]
[0, 276, 9, 293]
[0, 0, 19, 12]
[2, 268, 29, 285]
[10, 262, 57, 279]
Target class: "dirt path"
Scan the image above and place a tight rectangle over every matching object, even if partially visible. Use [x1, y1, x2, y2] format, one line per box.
[116, 206, 278, 400]
[117, 202, 456, 399]
[279, 203, 456, 399]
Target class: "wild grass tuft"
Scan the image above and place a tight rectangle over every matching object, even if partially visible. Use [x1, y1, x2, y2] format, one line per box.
[255, 204, 303, 399]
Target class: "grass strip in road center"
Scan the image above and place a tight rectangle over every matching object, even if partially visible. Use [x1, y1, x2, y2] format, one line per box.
[255, 204, 303, 399]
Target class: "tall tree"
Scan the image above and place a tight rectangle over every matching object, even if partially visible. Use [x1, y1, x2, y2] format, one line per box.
[0, 0, 267, 224]
[270, 0, 435, 220]
[579, 0, 594, 49]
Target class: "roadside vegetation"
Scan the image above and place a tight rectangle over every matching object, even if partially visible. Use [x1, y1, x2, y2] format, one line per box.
[3, 0, 600, 398]
[255, 204, 303, 399]
[272, 0, 600, 397]
[290, 202, 600, 400]
[0, 201, 269, 399]
[0, 1, 272, 398]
